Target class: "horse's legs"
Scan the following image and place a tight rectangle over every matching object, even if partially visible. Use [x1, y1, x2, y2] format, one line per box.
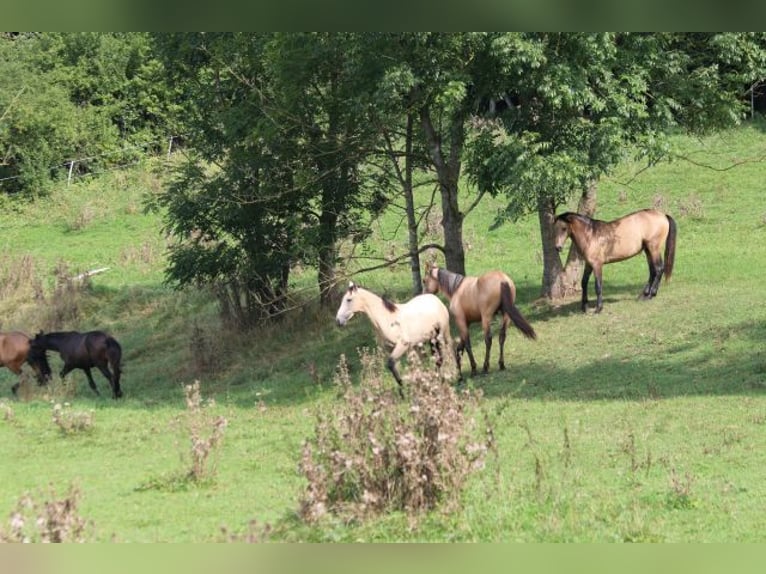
[95, 363, 119, 398]
[481, 318, 493, 374]
[463, 335, 478, 376]
[642, 247, 657, 298]
[81, 367, 101, 397]
[456, 318, 477, 376]
[581, 264, 593, 312]
[498, 315, 509, 371]
[649, 253, 665, 297]
[388, 342, 410, 398]
[593, 265, 605, 313]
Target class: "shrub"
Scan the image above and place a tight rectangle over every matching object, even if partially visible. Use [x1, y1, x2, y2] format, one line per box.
[0, 484, 94, 543]
[299, 349, 490, 524]
[178, 381, 228, 482]
[51, 402, 95, 435]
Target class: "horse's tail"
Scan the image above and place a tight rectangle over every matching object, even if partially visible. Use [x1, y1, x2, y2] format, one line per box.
[500, 282, 537, 340]
[664, 214, 677, 282]
[106, 337, 123, 396]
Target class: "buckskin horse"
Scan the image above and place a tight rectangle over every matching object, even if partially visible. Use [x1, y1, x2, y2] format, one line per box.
[29, 330, 123, 399]
[553, 209, 677, 313]
[335, 282, 454, 395]
[423, 265, 537, 377]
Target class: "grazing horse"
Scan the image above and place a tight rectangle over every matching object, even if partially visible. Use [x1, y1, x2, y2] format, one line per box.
[335, 282, 453, 394]
[30, 330, 123, 399]
[553, 209, 677, 313]
[423, 265, 537, 377]
[0, 331, 51, 396]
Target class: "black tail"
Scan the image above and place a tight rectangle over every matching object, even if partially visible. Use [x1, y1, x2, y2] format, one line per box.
[106, 337, 123, 397]
[664, 214, 677, 282]
[500, 282, 537, 340]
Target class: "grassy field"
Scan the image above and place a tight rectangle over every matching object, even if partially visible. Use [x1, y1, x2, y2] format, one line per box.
[0, 121, 765, 542]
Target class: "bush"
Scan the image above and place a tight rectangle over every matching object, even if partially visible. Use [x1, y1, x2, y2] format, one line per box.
[0, 484, 94, 543]
[299, 349, 491, 524]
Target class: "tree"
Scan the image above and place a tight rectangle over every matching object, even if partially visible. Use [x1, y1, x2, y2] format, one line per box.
[465, 32, 766, 298]
[153, 33, 397, 322]
[393, 33, 505, 276]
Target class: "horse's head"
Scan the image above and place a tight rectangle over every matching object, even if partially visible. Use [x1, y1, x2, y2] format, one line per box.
[553, 214, 574, 252]
[26, 340, 52, 384]
[336, 282, 359, 326]
[422, 265, 440, 294]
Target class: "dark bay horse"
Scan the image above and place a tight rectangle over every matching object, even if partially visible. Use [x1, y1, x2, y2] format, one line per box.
[335, 281, 454, 395]
[423, 265, 536, 377]
[0, 331, 51, 396]
[553, 209, 677, 313]
[29, 330, 123, 399]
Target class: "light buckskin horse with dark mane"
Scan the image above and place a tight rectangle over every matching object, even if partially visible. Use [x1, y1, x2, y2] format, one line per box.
[29, 330, 123, 399]
[423, 265, 537, 377]
[335, 281, 454, 396]
[0, 331, 51, 396]
[553, 209, 677, 313]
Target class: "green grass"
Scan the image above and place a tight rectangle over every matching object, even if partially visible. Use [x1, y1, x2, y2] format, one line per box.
[0, 122, 765, 541]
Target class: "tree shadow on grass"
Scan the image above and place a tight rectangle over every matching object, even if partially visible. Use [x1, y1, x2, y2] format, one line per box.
[473, 318, 766, 402]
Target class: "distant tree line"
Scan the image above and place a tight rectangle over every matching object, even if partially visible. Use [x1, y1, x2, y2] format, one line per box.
[3, 33, 765, 325]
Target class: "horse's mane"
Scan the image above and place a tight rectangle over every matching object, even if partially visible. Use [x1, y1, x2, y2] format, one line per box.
[437, 268, 465, 297]
[556, 212, 604, 229]
[381, 295, 398, 313]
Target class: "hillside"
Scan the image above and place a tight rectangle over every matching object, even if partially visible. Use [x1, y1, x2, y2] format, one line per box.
[0, 122, 765, 542]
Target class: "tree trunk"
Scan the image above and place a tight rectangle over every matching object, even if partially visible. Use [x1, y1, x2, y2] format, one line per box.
[419, 105, 466, 275]
[403, 113, 423, 295]
[539, 179, 599, 299]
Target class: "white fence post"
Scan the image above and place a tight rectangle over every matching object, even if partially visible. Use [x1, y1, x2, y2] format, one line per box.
[67, 160, 75, 186]
[167, 136, 174, 159]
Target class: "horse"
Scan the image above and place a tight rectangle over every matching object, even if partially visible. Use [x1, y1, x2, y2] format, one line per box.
[335, 281, 454, 395]
[0, 331, 51, 396]
[423, 265, 537, 377]
[553, 209, 677, 313]
[29, 330, 123, 399]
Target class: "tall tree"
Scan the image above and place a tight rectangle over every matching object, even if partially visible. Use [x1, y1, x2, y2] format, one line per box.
[391, 33, 505, 276]
[153, 33, 396, 322]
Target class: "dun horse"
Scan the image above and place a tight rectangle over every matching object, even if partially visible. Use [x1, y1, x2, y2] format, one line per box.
[423, 265, 536, 377]
[0, 331, 51, 396]
[335, 282, 453, 395]
[29, 330, 123, 399]
[553, 209, 677, 313]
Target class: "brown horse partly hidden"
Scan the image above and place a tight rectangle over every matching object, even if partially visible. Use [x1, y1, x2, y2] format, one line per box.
[553, 209, 677, 313]
[0, 331, 51, 396]
[423, 265, 536, 377]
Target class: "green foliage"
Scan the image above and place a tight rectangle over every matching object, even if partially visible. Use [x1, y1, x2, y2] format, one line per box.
[0, 33, 175, 195]
[464, 32, 766, 224]
[153, 33, 401, 321]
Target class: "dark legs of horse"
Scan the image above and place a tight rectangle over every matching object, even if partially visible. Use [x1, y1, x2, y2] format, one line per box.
[482, 326, 493, 374]
[581, 265, 592, 312]
[642, 250, 665, 299]
[79, 367, 102, 397]
[582, 264, 605, 313]
[386, 356, 405, 399]
[457, 335, 478, 377]
[96, 364, 122, 399]
[593, 267, 604, 313]
[498, 321, 507, 370]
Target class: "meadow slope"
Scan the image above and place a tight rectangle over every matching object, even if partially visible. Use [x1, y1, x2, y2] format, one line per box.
[0, 123, 764, 542]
